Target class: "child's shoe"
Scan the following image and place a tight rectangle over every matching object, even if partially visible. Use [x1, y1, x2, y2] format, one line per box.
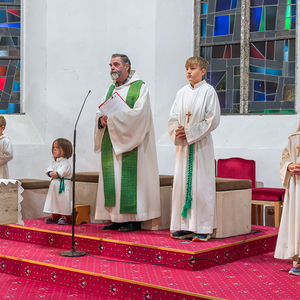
[289, 265, 300, 276]
[45, 214, 59, 224]
[58, 216, 71, 225]
[192, 234, 211, 242]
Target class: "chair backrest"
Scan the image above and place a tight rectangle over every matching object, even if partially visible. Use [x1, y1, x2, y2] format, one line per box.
[217, 157, 256, 189]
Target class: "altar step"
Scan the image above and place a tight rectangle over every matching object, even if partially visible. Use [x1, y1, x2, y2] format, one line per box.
[0, 220, 278, 272]
[0, 239, 211, 300]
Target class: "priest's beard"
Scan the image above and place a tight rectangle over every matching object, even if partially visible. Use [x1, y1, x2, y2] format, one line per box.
[110, 66, 126, 81]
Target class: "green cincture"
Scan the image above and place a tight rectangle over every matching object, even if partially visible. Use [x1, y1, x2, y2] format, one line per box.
[101, 80, 144, 213]
[181, 143, 194, 218]
[58, 178, 71, 194]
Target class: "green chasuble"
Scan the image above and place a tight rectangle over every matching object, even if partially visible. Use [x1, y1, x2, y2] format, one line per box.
[101, 80, 143, 213]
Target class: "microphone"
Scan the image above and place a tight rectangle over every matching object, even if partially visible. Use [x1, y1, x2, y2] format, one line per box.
[60, 90, 91, 258]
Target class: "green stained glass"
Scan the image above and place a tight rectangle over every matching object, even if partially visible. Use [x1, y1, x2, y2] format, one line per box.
[281, 110, 295, 113]
[216, 74, 226, 90]
[259, 7, 265, 31]
[266, 110, 280, 113]
[230, 15, 235, 34]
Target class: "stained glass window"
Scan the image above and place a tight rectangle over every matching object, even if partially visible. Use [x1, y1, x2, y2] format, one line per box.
[0, 0, 20, 114]
[199, 0, 296, 114]
[200, 0, 241, 113]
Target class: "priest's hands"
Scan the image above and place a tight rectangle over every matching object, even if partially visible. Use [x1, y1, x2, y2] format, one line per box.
[287, 163, 300, 175]
[100, 116, 108, 128]
[175, 126, 186, 140]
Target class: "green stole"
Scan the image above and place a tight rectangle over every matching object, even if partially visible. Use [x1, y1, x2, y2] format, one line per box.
[101, 80, 143, 213]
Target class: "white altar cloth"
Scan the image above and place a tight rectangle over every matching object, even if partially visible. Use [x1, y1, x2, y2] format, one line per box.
[0, 179, 24, 225]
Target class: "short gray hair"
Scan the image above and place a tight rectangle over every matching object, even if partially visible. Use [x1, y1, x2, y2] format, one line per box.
[111, 53, 131, 73]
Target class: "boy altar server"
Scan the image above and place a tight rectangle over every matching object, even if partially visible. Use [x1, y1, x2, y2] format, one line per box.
[168, 56, 220, 242]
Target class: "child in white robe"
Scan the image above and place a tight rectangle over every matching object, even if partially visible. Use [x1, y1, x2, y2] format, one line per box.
[0, 115, 13, 179]
[168, 56, 220, 242]
[43, 138, 73, 225]
[275, 122, 300, 275]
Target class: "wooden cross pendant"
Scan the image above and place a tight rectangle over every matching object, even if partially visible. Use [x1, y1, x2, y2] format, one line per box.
[186, 111, 191, 123]
[297, 145, 300, 157]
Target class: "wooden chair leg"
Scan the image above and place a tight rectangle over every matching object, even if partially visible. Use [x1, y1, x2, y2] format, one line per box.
[251, 204, 256, 225]
[274, 202, 280, 228]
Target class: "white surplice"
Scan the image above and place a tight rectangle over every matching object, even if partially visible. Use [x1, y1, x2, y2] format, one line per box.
[43, 157, 72, 215]
[275, 132, 300, 260]
[94, 71, 160, 222]
[0, 134, 13, 179]
[168, 80, 220, 234]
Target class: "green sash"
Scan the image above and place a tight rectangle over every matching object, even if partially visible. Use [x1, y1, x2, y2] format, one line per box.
[101, 80, 143, 213]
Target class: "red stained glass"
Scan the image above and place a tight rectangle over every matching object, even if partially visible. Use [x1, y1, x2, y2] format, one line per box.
[0, 77, 6, 91]
[224, 45, 231, 58]
[7, 10, 20, 17]
[250, 44, 265, 59]
[0, 66, 7, 76]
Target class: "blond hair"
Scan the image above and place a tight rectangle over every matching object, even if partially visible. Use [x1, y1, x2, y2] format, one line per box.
[0, 115, 6, 128]
[185, 56, 208, 70]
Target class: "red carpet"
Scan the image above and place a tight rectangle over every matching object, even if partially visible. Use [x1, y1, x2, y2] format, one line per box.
[0, 219, 297, 299]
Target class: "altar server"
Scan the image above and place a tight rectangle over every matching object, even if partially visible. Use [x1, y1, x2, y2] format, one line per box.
[0, 115, 13, 179]
[168, 56, 220, 242]
[275, 122, 300, 275]
[43, 138, 73, 225]
[94, 54, 160, 232]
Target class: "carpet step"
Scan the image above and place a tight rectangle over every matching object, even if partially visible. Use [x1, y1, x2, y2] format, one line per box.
[0, 221, 278, 271]
[0, 238, 208, 300]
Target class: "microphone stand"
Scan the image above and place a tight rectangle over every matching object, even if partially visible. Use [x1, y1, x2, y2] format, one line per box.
[60, 90, 91, 257]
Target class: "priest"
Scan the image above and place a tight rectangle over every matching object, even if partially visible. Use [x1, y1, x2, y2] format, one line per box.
[168, 56, 220, 242]
[94, 54, 160, 232]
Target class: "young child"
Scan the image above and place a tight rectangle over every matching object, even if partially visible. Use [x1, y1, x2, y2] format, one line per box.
[274, 122, 300, 275]
[168, 56, 220, 242]
[0, 115, 13, 179]
[43, 138, 73, 225]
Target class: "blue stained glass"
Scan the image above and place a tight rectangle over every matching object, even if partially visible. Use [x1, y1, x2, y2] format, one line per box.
[0, 1, 15, 3]
[0, 110, 6, 113]
[211, 71, 226, 88]
[216, 0, 231, 12]
[291, 5, 296, 16]
[201, 3, 208, 15]
[254, 92, 265, 101]
[266, 95, 276, 101]
[214, 15, 229, 36]
[266, 68, 282, 76]
[17, 60, 20, 68]
[8, 23, 20, 29]
[201, 19, 207, 37]
[250, 7, 262, 32]
[218, 92, 226, 108]
[291, 16, 296, 29]
[12, 81, 20, 91]
[250, 65, 265, 74]
[291, 0, 296, 4]
[0, 11, 7, 23]
[206, 72, 211, 83]
[0, 23, 8, 27]
[7, 103, 19, 114]
[263, 0, 278, 5]
[284, 41, 289, 62]
[231, 0, 237, 9]
[254, 80, 265, 92]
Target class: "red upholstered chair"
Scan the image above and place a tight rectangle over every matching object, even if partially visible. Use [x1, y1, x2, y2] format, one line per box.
[217, 157, 284, 227]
